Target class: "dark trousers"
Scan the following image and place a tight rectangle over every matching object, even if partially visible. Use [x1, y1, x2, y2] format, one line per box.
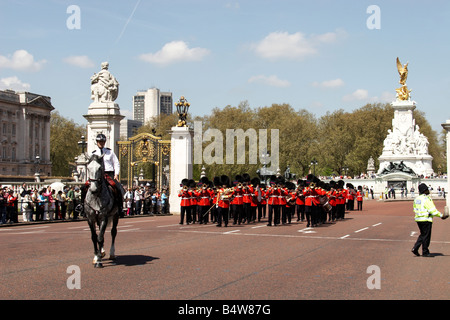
[413, 221, 432, 255]
[296, 204, 305, 221]
[305, 205, 318, 226]
[267, 204, 280, 225]
[217, 206, 228, 226]
[357, 200, 362, 211]
[180, 206, 191, 224]
[283, 206, 293, 224]
[199, 205, 209, 223]
[257, 204, 265, 221]
[232, 204, 243, 224]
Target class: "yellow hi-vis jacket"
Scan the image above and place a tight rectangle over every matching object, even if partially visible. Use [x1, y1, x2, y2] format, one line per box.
[413, 194, 442, 222]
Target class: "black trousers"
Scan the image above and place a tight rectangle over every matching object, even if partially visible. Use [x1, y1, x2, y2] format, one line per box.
[413, 221, 432, 255]
[232, 204, 243, 224]
[267, 205, 280, 225]
[296, 204, 305, 221]
[199, 205, 209, 223]
[180, 206, 191, 224]
[217, 206, 229, 226]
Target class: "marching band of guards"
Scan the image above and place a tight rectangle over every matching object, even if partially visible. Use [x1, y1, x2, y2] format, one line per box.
[178, 174, 364, 227]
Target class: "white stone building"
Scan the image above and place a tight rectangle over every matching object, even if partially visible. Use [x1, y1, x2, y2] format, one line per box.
[0, 90, 53, 177]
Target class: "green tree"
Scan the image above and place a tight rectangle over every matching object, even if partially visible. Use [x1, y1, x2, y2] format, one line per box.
[50, 111, 86, 176]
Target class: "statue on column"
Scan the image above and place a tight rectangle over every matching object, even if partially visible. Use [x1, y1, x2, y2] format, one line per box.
[90, 62, 119, 103]
[395, 57, 412, 101]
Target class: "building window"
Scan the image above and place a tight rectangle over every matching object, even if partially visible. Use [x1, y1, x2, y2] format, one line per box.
[12, 124, 16, 136]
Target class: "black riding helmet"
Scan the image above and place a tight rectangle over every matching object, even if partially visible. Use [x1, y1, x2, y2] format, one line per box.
[96, 133, 106, 142]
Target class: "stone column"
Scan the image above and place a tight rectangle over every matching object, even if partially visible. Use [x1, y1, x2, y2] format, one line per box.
[441, 120, 450, 214]
[169, 126, 193, 214]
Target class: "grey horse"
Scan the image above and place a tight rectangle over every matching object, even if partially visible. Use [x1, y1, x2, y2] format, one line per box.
[85, 154, 119, 268]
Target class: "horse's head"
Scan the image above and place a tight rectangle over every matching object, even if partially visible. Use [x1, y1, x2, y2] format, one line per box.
[87, 154, 104, 194]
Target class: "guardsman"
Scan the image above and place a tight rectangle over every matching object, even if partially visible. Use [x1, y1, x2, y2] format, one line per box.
[328, 181, 337, 222]
[242, 174, 252, 223]
[295, 180, 306, 222]
[303, 175, 321, 227]
[178, 179, 191, 224]
[256, 185, 267, 222]
[196, 178, 213, 224]
[266, 176, 279, 226]
[284, 182, 296, 224]
[411, 183, 449, 257]
[249, 177, 260, 223]
[278, 181, 288, 224]
[188, 180, 198, 223]
[335, 180, 346, 220]
[356, 186, 363, 211]
[231, 176, 244, 225]
[216, 175, 232, 227]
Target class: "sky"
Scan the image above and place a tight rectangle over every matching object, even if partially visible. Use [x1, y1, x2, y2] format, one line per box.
[1, 0, 450, 134]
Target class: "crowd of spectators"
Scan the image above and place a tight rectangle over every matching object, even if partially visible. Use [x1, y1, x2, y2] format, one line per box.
[0, 182, 170, 225]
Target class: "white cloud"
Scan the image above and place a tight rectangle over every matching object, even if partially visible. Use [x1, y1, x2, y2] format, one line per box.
[343, 89, 397, 103]
[248, 75, 291, 87]
[225, 2, 240, 9]
[250, 29, 346, 60]
[312, 78, 345, 88]
[0, 50, 46, 72]
[63, 55, 95, 68]
[139, 41, 210, 66]
[343, 89, 369, 101]
[0, 76, 31, 91]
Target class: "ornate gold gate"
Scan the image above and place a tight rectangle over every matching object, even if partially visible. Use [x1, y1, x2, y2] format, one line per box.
[117, 133, 170, 189]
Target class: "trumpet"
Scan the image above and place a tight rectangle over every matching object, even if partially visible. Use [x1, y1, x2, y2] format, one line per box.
[237, 182, 243, 188]
[219, 187, 234, 200]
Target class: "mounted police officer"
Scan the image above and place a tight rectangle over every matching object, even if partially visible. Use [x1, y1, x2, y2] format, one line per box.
[80, 134, 125, 217]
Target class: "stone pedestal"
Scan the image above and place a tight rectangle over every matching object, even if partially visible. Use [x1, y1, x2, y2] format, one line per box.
[441, 119, 450, 214]
[378, 99, 433, 177]
[169, 126, 193, 214]
[83, 102, 124, 155]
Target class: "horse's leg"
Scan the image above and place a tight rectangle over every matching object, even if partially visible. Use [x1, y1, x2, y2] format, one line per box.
[95, 218, 108, 268]
[109, 214, 119, 261]
[88, 220, 99, 265]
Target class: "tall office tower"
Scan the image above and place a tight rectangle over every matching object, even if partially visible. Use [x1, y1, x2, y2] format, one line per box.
[132, 88, 173, 124]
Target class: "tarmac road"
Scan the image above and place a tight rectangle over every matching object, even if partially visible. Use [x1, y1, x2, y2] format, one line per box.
[0, 199, 449, 302]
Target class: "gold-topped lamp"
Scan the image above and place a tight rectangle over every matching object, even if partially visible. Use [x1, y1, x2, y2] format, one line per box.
[175, 96, 190, 127]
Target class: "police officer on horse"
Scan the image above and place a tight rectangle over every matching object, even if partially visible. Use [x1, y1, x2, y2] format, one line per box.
[81, 134, 125, 217]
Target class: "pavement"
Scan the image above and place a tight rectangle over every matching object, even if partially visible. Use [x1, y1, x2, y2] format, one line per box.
[0, 199, 448, 305]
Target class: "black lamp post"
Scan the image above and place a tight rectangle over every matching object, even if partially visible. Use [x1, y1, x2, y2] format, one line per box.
[175, 96, 190, 127]
[311, 158, 318, 176]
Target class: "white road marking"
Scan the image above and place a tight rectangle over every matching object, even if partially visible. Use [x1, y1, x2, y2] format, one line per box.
[224, 230, 240, 234]
[372, 222, 382, 227]
[0, 226, 49, 231]
[355, 227, 369, 233]
[123, 219, 155, 224]
[157, 224, 182, 228]
[340, 234, 350, 239]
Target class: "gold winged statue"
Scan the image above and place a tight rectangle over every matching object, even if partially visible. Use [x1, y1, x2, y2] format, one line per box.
[396, 57, 408, 85]
[395, 57, 411, 100]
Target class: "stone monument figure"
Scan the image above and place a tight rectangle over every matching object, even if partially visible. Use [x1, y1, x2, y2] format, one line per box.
[90, 62, 119, 103]
[378, 58, 434, 177]
[84, 61, 124, 155]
